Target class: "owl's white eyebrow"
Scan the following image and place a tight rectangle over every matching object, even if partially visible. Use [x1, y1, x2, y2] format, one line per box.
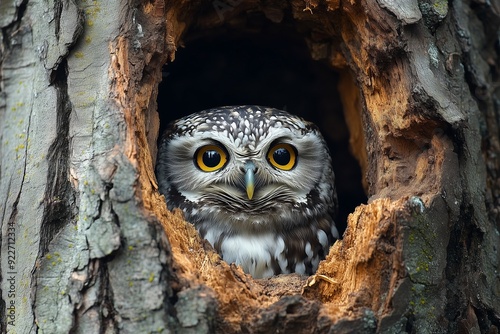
[266, 136, 294, 147]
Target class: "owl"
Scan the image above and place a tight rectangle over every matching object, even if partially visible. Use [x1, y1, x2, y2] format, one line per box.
[156, 106, 339, 278]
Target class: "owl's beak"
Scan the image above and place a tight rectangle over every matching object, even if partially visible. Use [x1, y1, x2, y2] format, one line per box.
[244, 161, 255, 200]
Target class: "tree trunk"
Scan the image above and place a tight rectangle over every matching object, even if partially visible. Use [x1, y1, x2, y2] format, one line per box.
[1, 0, 499, 333]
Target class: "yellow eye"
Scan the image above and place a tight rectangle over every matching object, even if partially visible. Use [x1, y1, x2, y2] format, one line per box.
[195, 145, 228, 172]
[267, 143, 297, 171]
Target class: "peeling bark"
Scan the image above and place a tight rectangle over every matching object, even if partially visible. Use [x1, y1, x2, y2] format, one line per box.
[1, 0, 499, 333]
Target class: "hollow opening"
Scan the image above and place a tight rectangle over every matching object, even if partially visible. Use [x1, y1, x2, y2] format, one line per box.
[157, 12, 366, 233]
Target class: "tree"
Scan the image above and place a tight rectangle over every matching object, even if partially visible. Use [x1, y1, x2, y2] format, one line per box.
[1, 0, 499, 332]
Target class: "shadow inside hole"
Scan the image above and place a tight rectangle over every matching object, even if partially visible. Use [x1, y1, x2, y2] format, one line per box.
[157, 28, 366, 235]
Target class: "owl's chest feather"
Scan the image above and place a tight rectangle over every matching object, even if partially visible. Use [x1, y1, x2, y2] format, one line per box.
[198, 219, 335, 278]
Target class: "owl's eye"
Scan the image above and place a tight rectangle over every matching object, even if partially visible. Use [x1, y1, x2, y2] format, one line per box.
[195, 145, 228, 172]
[267, 143, 297, 171]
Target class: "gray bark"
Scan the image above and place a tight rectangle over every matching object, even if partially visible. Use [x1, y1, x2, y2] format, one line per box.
[1, 0, 172, 333]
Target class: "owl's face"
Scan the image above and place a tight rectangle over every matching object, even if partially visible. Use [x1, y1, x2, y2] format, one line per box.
[156, 106, 337, 234]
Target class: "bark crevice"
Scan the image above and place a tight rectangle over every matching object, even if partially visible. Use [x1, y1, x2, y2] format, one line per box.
[40, 58, 75, 254]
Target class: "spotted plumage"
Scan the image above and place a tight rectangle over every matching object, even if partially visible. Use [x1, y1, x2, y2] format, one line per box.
[156, 105, 338, 278]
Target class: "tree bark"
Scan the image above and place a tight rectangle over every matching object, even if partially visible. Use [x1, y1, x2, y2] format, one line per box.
[1, 0, 499, 333]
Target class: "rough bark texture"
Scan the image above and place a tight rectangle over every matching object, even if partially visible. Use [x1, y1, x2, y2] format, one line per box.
[1, 0, 499, 333]
[1, 0, 173, 332]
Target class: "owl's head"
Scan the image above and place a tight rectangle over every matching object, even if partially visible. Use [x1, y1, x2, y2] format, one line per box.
[156, 106, 337, 233]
